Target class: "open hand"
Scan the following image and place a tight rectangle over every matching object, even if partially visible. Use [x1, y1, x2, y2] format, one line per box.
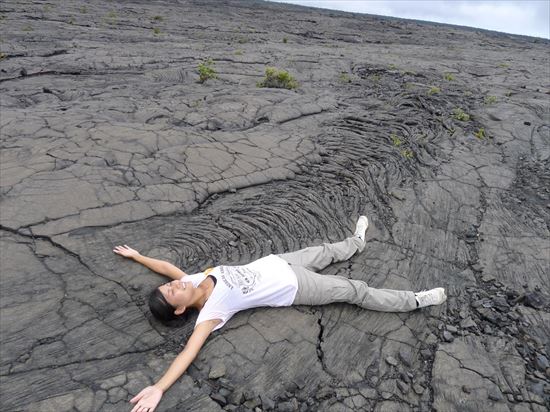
[130, 385, 163, 412]
[113, 245, 140, 259]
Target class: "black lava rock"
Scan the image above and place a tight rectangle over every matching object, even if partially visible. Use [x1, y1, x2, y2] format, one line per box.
[524, 292, 546, 309]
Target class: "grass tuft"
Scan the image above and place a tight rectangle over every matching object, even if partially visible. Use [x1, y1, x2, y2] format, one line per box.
[474, 128, 486, 139]
[339, 73, 352, 83]
[452, 108, 470, 122]
[443, 72, 454, 81]
[391, 133, 402, 147]
[401, 149, 414, 159]
[257, 67, 298, 89]
[197, 58, 217, 83]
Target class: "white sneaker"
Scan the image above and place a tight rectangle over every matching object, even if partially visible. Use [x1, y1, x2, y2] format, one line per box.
[415, 288, 447, 308]
[354, 215, 369, 241]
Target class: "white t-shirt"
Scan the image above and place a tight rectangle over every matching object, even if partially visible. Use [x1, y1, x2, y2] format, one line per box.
[185, 255, 298, 331]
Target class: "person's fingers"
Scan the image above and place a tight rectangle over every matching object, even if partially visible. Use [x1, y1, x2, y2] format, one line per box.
[129, 391, 143, 403]
[130, 400, 147, 412]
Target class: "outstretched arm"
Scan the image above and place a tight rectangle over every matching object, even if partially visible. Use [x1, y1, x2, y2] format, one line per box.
[113, 245, 187, 280]
[129, 319, 220, 412]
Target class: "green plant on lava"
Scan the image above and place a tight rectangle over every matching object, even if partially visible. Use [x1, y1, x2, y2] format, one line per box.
[153, 27, 161, 35]
[428, 86, 440, 95]
[443, 72, 454, 81]
[401, 149, 414, 159]
[257, 67, 298, 89]
[153, 15, 163, 21]
[339, 73, 352, 83]
[197, 58, 217, 83]
[484, 95, 497, 105]
[103, 10, 117, 25]
[283, 37, 288, 43]
[474, 128, 486, 139]
[391, 134, 402, 147]
[234, 49, 243, 56]
[22, 24, 33, 32]
[452, 108, 470, 122]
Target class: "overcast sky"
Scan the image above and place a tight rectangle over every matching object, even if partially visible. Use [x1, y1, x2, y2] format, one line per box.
[269, 0, 550, 39]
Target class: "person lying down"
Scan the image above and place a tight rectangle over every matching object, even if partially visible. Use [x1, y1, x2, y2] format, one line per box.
[113, 215, 446, 412]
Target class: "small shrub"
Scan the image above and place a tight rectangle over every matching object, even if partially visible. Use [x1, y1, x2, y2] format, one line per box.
[68, 17, 74, 25]
[428, 86, 440, 95]
[107, 11, 117, 19]
[0, 52, 6, 60]
[443, 72, 454, 81]
[474, 128, 486, 139]
[153, 27, 161, 35]
[391, 134, 402, 147]
[499, 63, 509, 69]
[388, 63, 397, 70]
[452, 108, 470, 122]
[197, 59, 217, 83]
[237, 37, 248, 44]
[283, 37, 288, 43]
[22, 24, 33, 32]
[505, 91, 512, 97]
[153, 15, 163, 21]
[371, 74, 380, 82]
[234, 49, 243, 56]
[339, 73, 351, 83]
[484, 95, 497, 104]
[257, 67, 298, 90]
[401, 149, 414, 159]
[80, 6, 87, 13]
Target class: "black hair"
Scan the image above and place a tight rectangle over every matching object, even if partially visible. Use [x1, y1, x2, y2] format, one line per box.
[149, 287, 178, 322]
[148, 287, 198, 326]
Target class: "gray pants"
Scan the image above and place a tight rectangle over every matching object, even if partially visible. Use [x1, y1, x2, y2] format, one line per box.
[277, 236, 417, 312]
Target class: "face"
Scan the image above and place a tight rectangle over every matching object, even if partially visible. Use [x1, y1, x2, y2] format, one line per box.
[158, 279, 193, 315]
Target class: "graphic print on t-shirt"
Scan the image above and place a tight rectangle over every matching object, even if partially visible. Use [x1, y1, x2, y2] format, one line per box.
[219, 266, 261, 295]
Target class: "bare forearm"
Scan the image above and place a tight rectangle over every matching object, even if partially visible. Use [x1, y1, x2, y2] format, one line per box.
[154, 349, 196, 392]
[132, 254, 185, 280]
[152, 321, 216, 393]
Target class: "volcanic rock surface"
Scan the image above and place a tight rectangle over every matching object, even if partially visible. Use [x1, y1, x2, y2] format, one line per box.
[1, 1, 549, 411]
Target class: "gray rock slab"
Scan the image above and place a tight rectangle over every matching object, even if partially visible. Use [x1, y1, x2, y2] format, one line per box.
[1, 0, 549, 411]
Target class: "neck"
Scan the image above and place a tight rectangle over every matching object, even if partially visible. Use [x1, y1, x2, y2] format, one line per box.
[191, 277, 214, 310]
